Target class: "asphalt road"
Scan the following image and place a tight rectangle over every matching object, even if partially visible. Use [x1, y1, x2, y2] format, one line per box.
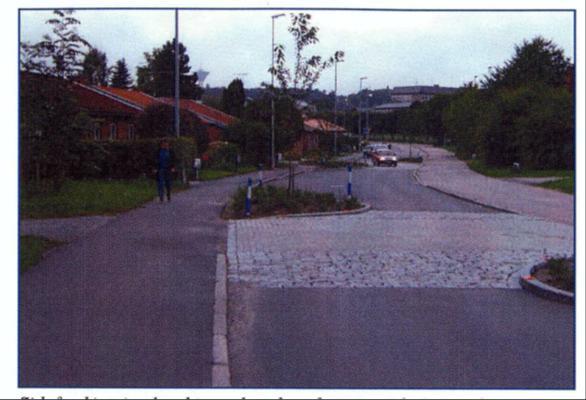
[276, 164, 495, 212]
[228, 165, 575, 389]
[229, 286, 574, 389]
[19, 175, 246, 387]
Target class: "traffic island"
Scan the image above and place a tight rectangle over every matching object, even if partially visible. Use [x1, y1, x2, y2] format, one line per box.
[519, 257, 574, 304]
[222, 184, 363, 219]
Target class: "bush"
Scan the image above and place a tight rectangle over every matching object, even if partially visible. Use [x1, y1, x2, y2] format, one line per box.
[203, 141, 240, 169]
[545, 257, 574, 292]
[66, 138, 196, 180]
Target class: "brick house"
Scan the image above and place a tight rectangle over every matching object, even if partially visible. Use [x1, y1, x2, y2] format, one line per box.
[293, 118, 346, 154]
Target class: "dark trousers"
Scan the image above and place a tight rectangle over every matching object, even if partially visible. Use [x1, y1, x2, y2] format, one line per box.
[157, 169, 172, 201]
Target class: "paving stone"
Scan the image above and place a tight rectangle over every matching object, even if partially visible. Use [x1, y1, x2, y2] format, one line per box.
[227, 211, 573, 289]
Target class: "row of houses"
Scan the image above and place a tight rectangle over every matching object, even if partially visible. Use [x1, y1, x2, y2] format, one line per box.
[22, 72, 237, 143]
[22, 72, 348, 156]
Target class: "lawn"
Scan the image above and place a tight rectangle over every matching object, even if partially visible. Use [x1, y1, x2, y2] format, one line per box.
[537, 177, 574, 194]
[21, 178, 188, 219]
[224, 184, 362, 219]
[20, 235, 63, 273]
[198, 166, 257, 181]
[467, 159, 573, 179]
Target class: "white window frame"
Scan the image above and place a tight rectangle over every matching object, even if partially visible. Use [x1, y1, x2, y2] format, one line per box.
[128, 124, 135, 140]
[93, 124, 101, 141]
[109, 123, 117, 140]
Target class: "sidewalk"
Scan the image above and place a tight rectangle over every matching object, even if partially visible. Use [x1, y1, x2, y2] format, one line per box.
[414, 145, 574, 226]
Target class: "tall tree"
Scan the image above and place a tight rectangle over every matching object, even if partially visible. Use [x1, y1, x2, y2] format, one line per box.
[482, 36, 572, 90]
[20, 9, 91, 79]
[270, 13, 344, 93]
[81, 48, 109, 85]
[110, 58, 133, 88]
[221, 78, 246, 117]
[136, 39, 203, 99]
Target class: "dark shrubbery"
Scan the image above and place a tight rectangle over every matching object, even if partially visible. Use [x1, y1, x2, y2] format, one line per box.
[67, 137, 197, 180]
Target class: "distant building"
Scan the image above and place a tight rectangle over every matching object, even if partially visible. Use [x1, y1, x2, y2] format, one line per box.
[389, 85, 457, 103]
[371, 101, 412, 114]
[368, 85, 458, 113]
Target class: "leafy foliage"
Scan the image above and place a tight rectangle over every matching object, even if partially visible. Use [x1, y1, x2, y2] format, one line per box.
[81, 47, 109, 85]
[270, 13, 344, 93]
[20, 73, 89, 188]
[136, 39, 203, 99]
[136, 104, 208, 152]
[482, 36, 572, 90]
[20, 9, 91, 79]
[221, 78, 246, 118]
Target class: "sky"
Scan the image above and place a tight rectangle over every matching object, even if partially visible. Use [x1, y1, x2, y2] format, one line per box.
[19, 8, 574, 95]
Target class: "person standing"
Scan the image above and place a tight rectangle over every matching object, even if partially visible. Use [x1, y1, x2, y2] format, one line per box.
[156, 138, 175, 202]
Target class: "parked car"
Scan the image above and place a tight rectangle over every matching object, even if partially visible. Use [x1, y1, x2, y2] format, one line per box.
[363, 143, 388, 158]
[371, 149, 398, 167]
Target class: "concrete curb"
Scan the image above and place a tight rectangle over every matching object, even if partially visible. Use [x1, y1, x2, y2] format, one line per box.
[284, 203, 372, 218]
[411, 169, 514, 214]
[212, 254, 231, 387]
[519, 263, 574, 304]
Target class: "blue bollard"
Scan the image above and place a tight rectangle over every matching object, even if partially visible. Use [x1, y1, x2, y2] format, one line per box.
[246, 177, 252, 217]
[347, 164, 352, 199]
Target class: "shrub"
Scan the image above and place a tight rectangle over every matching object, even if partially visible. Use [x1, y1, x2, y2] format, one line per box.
[545, 257, 574, 292]
[203, 141, 240, 169]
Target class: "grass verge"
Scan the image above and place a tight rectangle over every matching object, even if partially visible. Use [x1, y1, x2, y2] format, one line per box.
[467, 159, 573, 179]
[223, 185, 362, 219]
[198, 166, 257, 181]
[537, 177, 574, 194]
[20, 235, 63, 273]
[21, 178, 189, 219]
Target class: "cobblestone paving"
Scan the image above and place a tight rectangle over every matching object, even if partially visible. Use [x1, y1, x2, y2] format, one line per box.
[227, 211, 573, 289]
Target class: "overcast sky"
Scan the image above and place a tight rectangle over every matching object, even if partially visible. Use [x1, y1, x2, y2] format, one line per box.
[19, 8, 574, 95]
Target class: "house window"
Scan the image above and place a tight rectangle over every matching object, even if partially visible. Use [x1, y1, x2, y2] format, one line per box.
[109, 123, 117, 140]
[93, 124, 101, 141]
[128, 124, 135, 140]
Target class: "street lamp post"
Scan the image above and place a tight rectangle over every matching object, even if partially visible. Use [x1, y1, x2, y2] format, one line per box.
[366, 92, 372, 140]
[271, 13, 285, 169]
[358, 76, 367, 137]
[333, 58, 343, 155]
[174, 9, 180, 138]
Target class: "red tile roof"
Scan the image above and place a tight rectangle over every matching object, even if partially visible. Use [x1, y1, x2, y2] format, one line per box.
[72, 83, 142, 116]
[158, 98, 237, 127]
[96, 86, 163, 109]
[303, 118, 346, 133]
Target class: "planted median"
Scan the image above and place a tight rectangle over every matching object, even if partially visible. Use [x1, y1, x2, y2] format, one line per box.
[223, 185, 362, 219]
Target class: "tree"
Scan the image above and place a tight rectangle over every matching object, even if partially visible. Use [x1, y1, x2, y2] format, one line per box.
[221, 79, 246, 118]
[136, 39, 203, 99]
[20, 9, 91, 79]
[20, 73, 89, 188]
[81, 48, 109, 85]
[271, 13, 344, 93]
[110, 58, 133, 88]
[482, 36, 572, 91]
[136, 104, 208, 152]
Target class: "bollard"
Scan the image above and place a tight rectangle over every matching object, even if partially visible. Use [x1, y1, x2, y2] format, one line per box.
[347, 164, 352, 199]
[258, 163, 264, 187]
[245, 177, 252, 217]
